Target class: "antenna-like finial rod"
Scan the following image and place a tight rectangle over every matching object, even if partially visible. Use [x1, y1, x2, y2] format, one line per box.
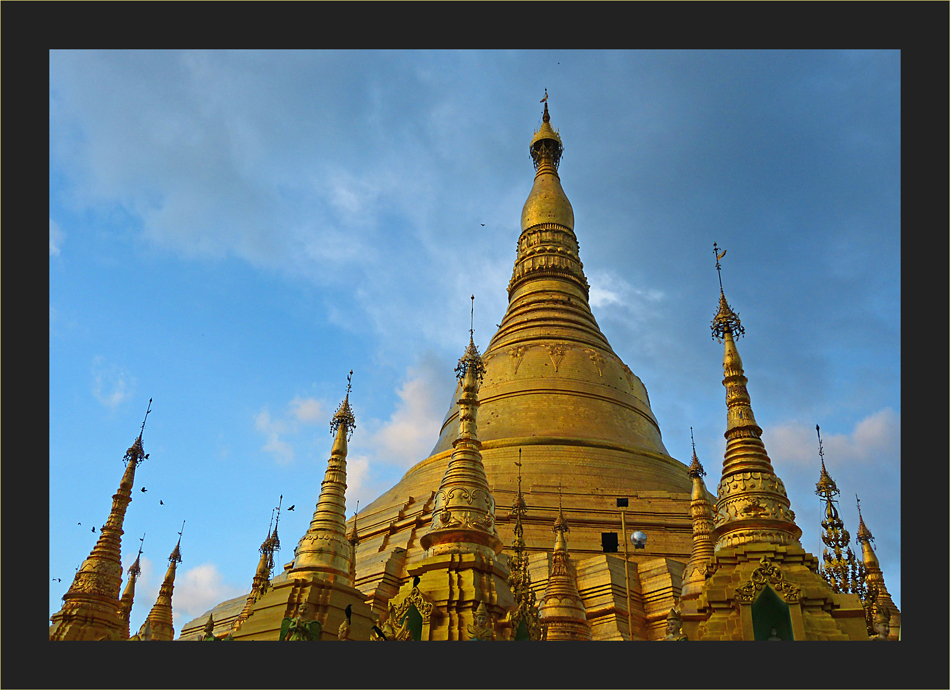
[346, 370, 353, 397]
[470, 295, 475, 340]
[713, 243, 727, 292]
[816, 424, 825, 465]
[690, 426, 696, 455]
[178, 520, 185, 538]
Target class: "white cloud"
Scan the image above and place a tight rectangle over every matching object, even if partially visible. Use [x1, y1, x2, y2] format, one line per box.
[764, 407, 900, 472]
[171, 562, 246, 631]
[254, 397, 329, 465]
[367, 356, 453, 469]
[289, 396, 324, 424]
[92, 357, 135, 409]
[50, 218, 65, 256]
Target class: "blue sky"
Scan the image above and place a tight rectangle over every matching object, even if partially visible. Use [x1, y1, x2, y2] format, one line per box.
[49, 50, 900, 635]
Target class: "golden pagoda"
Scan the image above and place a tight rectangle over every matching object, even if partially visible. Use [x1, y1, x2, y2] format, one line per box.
[680, 429, 715, 602]
[678, 247, 868, 640]
[177, 98, 899, 644]
[339, 99, 698, 641]
[856, 495, 901, 640]
[538, 485, 592, 640]
[142, 526, 183, 641]
[384, 314, 515, 640]
[49, 401, 151, 641]
[222, 373, 376, 641]
[117, 536, 144, 639]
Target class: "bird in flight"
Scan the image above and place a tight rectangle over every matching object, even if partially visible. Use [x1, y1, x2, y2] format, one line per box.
[141, 487, 147, 493]
[287, 505, 295, 511]
[53, 578, 61, 582]
[91, 526, 96, 533]
[159, 500, 164, 506]
[480, 223, 485, 226]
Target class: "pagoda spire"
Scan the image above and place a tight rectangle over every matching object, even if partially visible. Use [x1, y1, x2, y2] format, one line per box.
[506, 449, 542, 640]
[50, 399, 152, 641]
[232, 500, 283, 635]
[855, 495, 900, 639]
[118, 534, 145, 639]
[144, 523, 184, 641]
[814, 425, 865, 595]
[291, 371, 357, 579]
[708, 245, 801, 551]
[681, 428, 716, 601]
[421, 302, 504, 557]
[489, 95, 610, 357]
[539, 483, 591, 640]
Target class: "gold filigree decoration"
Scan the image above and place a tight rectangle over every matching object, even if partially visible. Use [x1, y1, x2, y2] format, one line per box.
[734, 556, 801, 604]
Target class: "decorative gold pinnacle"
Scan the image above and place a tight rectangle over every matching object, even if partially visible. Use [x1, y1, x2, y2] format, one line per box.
[813, 426, 865, 596]
[710, 243, 745, 342]
[144, 527, 184, 641]
[330, 370, 357, 440]
[530, 94, 563, 171]
[292, 375, 358, 579]
[50, 399, 153, 641]
[421, 323, 502, 556]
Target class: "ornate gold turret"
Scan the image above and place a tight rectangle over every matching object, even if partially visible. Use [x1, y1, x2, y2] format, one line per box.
[231, 502, 282, 636]
[506, 449, 542, 640]
[539, 485, 591, 640]
[681, 429, 716, 601]
[421, 300, 503, 558]
[50, 399, 152, 641]
[144, 524, 184, 641]
[679, 247, 868, 641]
[855, 496, 900, 640]
[708, 245, 800, 551]
[118, 535, 145, 639]
[814, 426, 866, 596]
[384, 304, 514, 640]
[291, 371, 357, 580]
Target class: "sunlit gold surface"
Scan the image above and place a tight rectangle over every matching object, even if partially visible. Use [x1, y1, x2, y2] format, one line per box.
[49, 435, 144, 641]
[349, 105, 695, 640]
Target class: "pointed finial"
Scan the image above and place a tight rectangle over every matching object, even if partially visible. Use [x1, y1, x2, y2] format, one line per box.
[710, 243, 745, 342]
[815, 424, 839, 497]
[125, 398, 153, 466]
[687, 427, 706, 478]
[169, 521, 184, 564]
[456, 297, 486, 383]
[330, 371, 357, 439]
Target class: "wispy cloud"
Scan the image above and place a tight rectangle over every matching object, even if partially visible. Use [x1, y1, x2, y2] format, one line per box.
[92, 356, 135, 409]
[254, 397, 326, 465]
[366, 354, 454, 470]
[171, 563, 246, 633]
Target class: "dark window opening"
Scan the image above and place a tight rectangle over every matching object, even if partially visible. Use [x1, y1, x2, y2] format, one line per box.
[616, 498, 628, 507]
[601, 532, 619, 553]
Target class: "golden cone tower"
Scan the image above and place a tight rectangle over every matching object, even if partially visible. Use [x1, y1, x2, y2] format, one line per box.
[855, 496, 901, 640]
[118, 537, 144, 639]
[291, 372, 357, 580]
[229, 374, 376, 641]
[388, 318, 515, 640]
[350, 99, 693, 640]
[143, 527, 183, 641]
[680, 247, 868, 641]
[230, 505, 281, 636]
[538, 487, 592, 640]
[681, 429, 715, 601]
[49, 400, 151, 641]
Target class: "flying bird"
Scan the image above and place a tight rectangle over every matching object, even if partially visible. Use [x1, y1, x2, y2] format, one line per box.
[141, 487, 147, 493]
[287, 505, 295, 511]
[91, 526, 96, 533]
[53, 578, 61, 582]
[77, 522, 81, 526]
[480, 223, 485, 226]
[159, 500, 164, 506]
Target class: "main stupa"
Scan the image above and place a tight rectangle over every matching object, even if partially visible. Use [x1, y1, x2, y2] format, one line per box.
[340, 101, 700, 640]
